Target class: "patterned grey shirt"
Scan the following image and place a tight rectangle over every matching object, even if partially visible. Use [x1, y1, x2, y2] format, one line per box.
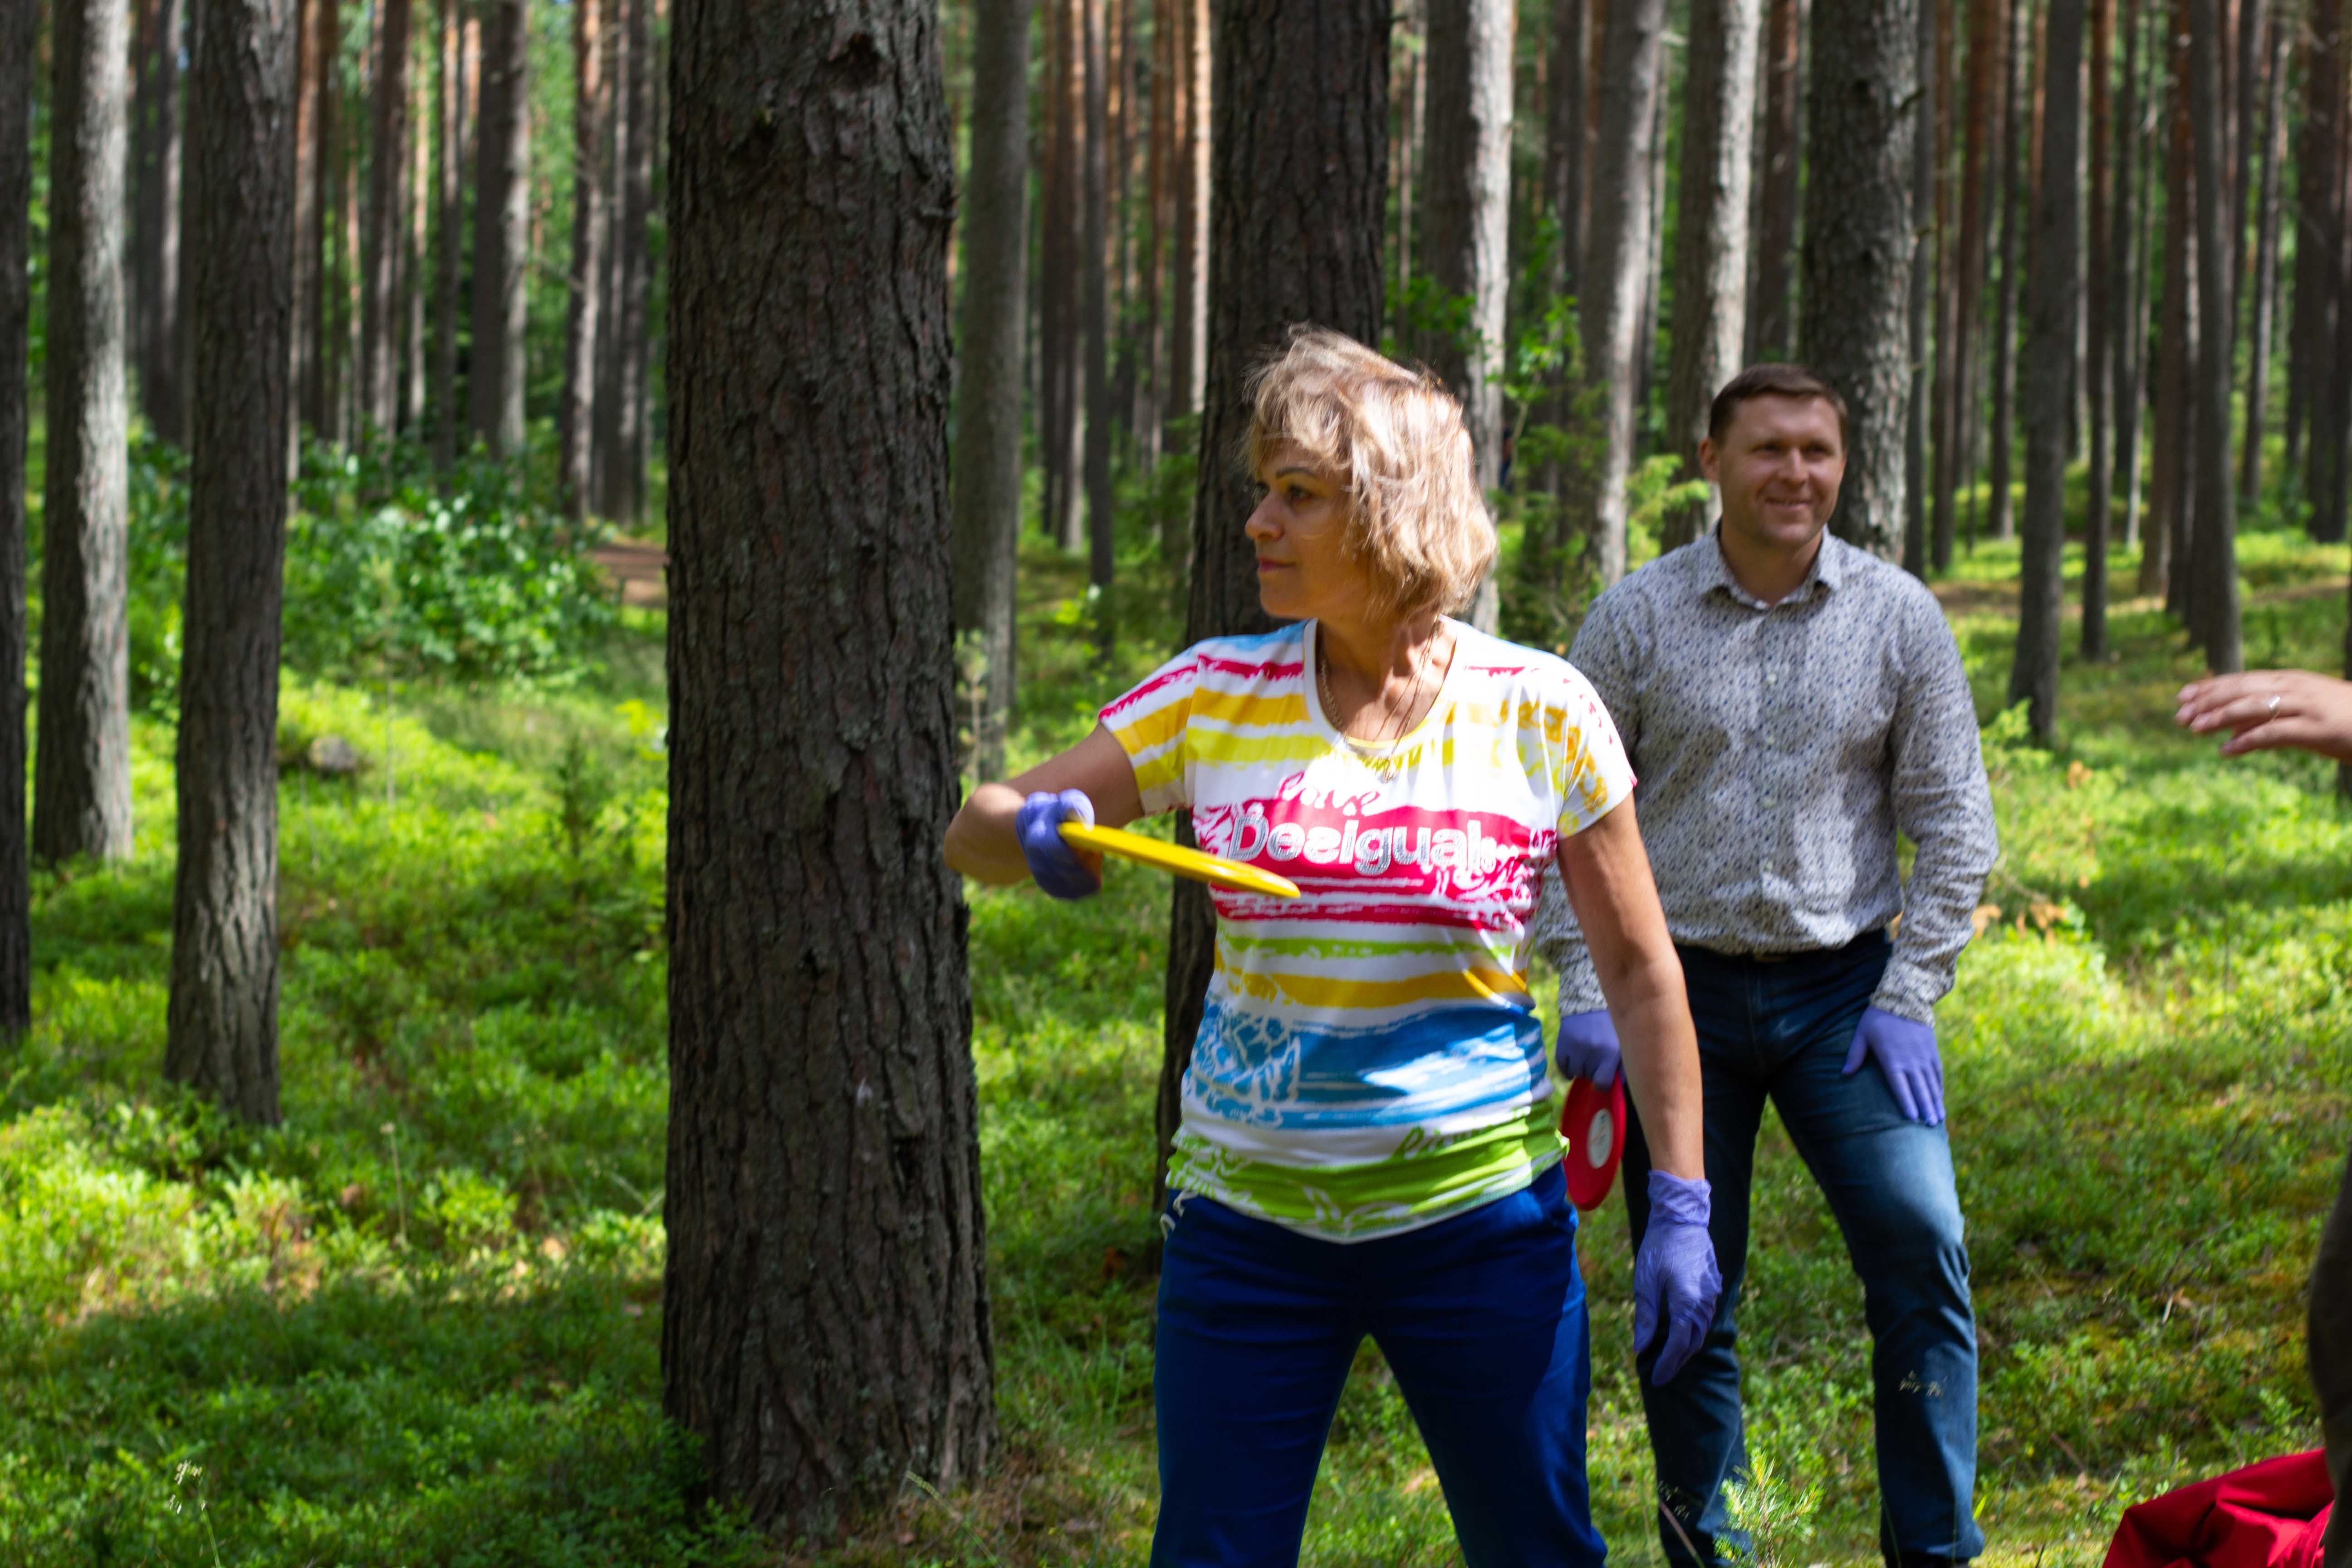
[1533, 528, 1997, 1025]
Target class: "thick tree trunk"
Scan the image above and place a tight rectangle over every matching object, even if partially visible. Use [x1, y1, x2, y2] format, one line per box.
[662, 0, 995, 1534]
[2187, 0, 2240, 667]
[1083, 0, 1115, 638]
[1801, 0, 1917, 558]
[2240, 9, 2284, 503]
[468, 0, 529, 456]
[2291, 0, 2343, 503]
[561, 0, 606, 517]
[1422, 0, 1514, 493]
[951, 0, 1029, 784]
[1749, 0, 1803, 361]
[2083, 0, 2113, 657]
[362, 0, 410, 436]
[0, 0, 35, 1034]
[2011, 0, 2082, 745]
[1987, 0, 2026, 543]
[137, 0, 186, 441]
[1580, 0, 1667, 585]
[167, 0, 296, 1125]
[1158, 0, 1390, 1212]
[1901, 0, 1934, 575]
[431, 0, 464, 469]
[35, 0, 136, 866]
[1664, 0, 1760, 551]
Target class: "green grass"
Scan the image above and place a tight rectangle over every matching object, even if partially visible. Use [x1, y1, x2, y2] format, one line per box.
[1, 494, 2347, 1564]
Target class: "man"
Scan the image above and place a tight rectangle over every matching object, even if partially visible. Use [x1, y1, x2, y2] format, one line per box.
[1534, 364, 1997, 1568]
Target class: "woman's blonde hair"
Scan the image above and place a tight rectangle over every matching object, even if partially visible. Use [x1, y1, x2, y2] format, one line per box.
[1243, 326, 1497, 622]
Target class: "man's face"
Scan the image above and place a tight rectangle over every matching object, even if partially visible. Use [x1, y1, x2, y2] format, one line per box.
[1699, 394, 1847, 555]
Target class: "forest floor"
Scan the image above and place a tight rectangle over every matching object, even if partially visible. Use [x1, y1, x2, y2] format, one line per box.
[0, 515, 2345, 1566]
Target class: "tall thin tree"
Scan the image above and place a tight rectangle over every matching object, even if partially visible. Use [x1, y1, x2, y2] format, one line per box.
[662, 0, 995, 1532]
[2186, 0, 2240, 666]
[2112, 0, 2149, 547]
[135, 0, 186, 441]
[1936, 0, 2003, 573]
[560, 0, 607, 517]
[604, 0, 654, 523]
[1083, 0, 1116, 641]
[1901, 0, 1935, 573]
[2240, 9, 2284, 504]
[1165, 0, 1210, 452]
[1986, 0, 2026, 543]
[361, 0, 411, 436]
[2010, 0, 2082, 744]
[167, 0, 298, 1123]
[0, 0, 35, 1034]
[1749, 0, 1803, 361]
[431, 0, 465, 469]
[35, 0, 136, 866]
[468, 0, 529, 456]
[1802, 0, 1918, 557]
[2082, 0, 2113, 658]
[1422, 0, 1514, 495]
[2289, 0, 2342, 495]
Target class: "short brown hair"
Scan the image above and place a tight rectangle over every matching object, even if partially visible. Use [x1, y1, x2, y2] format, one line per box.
[1243, 327, 1497, 622]
[1707, 363, 1849, 446]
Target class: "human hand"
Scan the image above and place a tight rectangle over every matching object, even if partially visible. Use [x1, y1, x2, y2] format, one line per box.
[2176, 670, 2352, 762]
[1841, 1005, 1944, 1124]
[1015, 789, 1101, 900]
[1554, 1009, 1622, 1088]
[1633, 1170, 1721, 1385]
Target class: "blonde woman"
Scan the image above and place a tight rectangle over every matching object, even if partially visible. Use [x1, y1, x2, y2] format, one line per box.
[945, 328, 1717, 1568]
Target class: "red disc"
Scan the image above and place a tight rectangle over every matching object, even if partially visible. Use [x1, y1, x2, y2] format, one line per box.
[1560, 1076, 1627, 1211]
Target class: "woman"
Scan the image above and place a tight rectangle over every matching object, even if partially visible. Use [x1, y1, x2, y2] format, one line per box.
[945, 328, 1719, 1568]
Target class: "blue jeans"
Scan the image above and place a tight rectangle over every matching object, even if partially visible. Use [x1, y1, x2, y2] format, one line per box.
[1622, 934, 1981, 1568]
[1152, 1163, 1607, 1568]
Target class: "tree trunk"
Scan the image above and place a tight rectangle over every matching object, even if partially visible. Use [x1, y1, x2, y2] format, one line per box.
[0, 0, 36, 1034]
[167, 0, 296, 1125]
[1158, 0, 1390, 1212]
[2291, 0, 2343, 503]
[403, 50, 429, 431]
[605, 0, 654, 524]
[2010, 0, 2081, 745]
[2083, 0, 2113, 657]
[468, 0, 528, 456]
[1925, 0, 1960, 574]
[1664, 0, 1760, 551]
[1801, 0, 1917, 558]
[1422, 0, 1514, 493]
[362, 0, 410, 436]
[1083, 0, 1116, 642]
[34, 0, 136, 866]
[1048, 0, 1087, 553]
[331, 23, 359, 446]
[303, 0, 337, 436]
[431, 0, 464, 468]
[137, 0, 186, 442]
[2115, 0, 2150, 548]
[662, 0, 995, 1534]
[1395, 2, 1425, 320]
[1988, 0, 2026, 543]
[2240, 6, 2284, 503]
[561, 0, 606, 517]
[1901, 0, 1935, 575]
[1546, 0, 1588, 304]
[951, 0, 1029, 784]
[1580, 0, 1667, 586]
[593, 0, 629, 505]
[1165, 0, 1209, 451]
[1137, 0, 1170, 477]
[2232, 0, 2264, 290]
[1749, 0, 1802, 361]
[2187, 0, 2241, 667]
[2147, 46, 2192, 598]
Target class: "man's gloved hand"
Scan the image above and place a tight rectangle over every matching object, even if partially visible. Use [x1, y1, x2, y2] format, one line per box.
[1016, 789, 1101, 900]
[1841, 1005, 1945, 1124]
[1554, 1009, 1622, 1088]
[1633, 1170, 1721, 1385]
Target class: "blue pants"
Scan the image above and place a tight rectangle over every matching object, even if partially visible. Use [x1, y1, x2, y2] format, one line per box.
[1622, 935, 1982, 1568]
[1152, 1163, 1607, 1568]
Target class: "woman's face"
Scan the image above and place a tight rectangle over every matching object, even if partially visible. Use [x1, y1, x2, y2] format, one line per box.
[1246, 441, 1375, 624]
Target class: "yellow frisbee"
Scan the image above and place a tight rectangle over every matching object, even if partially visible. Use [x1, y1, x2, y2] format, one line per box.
[1059, 822, 1302, 899]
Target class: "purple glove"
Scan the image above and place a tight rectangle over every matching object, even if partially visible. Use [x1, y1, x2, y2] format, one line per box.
[1555, 1009, 1622, 1088]
[1633, 1170, 1722, 1385]
[1841, 1005, 1945, 1124]
[1015, 789, 1100, 900]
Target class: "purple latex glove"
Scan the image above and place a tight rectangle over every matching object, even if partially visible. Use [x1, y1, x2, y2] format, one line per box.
[1555, 1009, 1622, 1088]
[1841, 1005, 1945, 1125]
[1633, 1170, 1721, 1385]
[1016, 789, 1100, 900]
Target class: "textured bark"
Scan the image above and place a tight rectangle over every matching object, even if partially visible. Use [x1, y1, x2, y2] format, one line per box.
[560, 0, 606, 517]
[1749, 0, 1803, 361]
[2083, 0, 2113, 658]
[0, 0, 35, 1034]
[2010, 0, 2081, 745]
[1800, 0, 1917, 558]
[1987, 0, 2025, 543]
[2290, 0, 2343, 499]
[603, 0, 654, 523]
[167, 0, 295, 1125]
[1581, 0, 1667, 585]
[1422, 0, 1513, 491]
[1165, 0, 1209, 447]
[2240, 10, 2284, 502]
[468, 0, 529, 456]
[1083, 0, 1115, 628]
[1158, 0, 1389, 1209]
[662, 0, 995, 1534]
[136, 0, 186, 441]
[431, 0, 464, 468]
[1664, 0, 1759, 551]
[362, 0, 410, 435]
[1901, 0, 1935, 575]
[301, 0, 336, 434]
[35, 0, 136, 866]
[2188, 0, 2241, 666]
[951, 0, 1029, 783]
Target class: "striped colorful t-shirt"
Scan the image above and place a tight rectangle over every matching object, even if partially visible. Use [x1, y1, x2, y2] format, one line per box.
[1101, 619, 1636, 1241]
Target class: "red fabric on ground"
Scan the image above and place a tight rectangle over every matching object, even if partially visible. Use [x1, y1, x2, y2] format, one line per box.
[2103, 1451, 2334, 1568]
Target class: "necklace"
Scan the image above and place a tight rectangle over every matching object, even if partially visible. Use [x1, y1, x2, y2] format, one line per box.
[1317, 626, 1447, 769]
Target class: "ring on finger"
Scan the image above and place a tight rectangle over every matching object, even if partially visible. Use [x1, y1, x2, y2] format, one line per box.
[2267, 693, 2283, 720]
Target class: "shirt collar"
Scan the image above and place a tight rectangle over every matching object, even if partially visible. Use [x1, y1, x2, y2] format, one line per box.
[1695, 525, 1843, 608]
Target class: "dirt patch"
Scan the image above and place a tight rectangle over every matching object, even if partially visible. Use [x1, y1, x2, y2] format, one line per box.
[588, 538, 666, 609]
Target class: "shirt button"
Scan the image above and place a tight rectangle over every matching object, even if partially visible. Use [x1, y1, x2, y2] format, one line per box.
[1764, 672, 1778, 686]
